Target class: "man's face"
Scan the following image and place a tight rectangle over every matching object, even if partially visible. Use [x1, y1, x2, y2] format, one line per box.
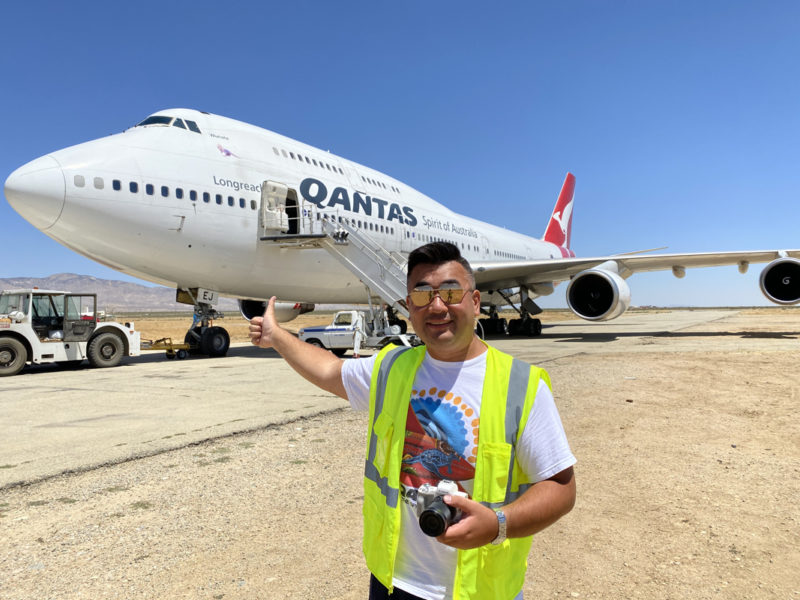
[406, 260, 481, 361]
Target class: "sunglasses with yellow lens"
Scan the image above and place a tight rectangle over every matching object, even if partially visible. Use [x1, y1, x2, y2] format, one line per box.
[408, 283, 471, 307]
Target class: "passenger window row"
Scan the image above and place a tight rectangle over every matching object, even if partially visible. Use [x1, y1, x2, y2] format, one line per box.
[316, 212, 396, 236]
[312, 213, 477, 253]
[73, 175, 258, 211]
[405, 230, 481, 253]
[71, 174, 480, 254]
[360, 174, 400, 194]
[493, 249, 525, 260]
[273, 146, 345, 176]
[271, 146, 401, 195]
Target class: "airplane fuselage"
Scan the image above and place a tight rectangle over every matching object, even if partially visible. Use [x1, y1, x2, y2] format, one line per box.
[6, 109, 570, 304]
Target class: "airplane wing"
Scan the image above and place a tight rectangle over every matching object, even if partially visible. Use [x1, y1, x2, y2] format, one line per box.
[467, 172, 799, 318]
[471, 249, 800, 291]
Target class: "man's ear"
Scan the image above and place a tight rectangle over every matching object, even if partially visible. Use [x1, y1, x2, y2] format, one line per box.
[471, 289, 481, 316]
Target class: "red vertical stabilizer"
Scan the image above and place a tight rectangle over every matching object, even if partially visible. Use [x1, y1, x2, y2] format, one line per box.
[543, 173, 576, 251]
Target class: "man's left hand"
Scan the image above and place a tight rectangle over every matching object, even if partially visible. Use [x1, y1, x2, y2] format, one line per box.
[436, 495, 499, 550]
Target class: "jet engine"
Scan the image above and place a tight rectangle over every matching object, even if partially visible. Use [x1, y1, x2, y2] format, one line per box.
[567, 268, 631, 321]
[238, 299, 315, 323]
[759, 257, 800, 305]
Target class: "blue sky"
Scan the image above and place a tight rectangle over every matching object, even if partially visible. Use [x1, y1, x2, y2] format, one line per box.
[1, 1, 798, 307]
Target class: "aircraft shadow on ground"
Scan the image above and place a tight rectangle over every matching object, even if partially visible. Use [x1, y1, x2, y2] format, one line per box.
[14, 329, 797, 377]
[14, 345, 284, 376]
[547, 329, 797, 343]
[481, 327, 799, 344]
[132, 345, 283, 362]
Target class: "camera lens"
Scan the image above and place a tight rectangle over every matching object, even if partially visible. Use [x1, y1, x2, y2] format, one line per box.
[418, 496, 453, 537]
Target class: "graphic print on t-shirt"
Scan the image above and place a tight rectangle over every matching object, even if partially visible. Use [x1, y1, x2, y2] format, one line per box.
[400, 387, 478, 494]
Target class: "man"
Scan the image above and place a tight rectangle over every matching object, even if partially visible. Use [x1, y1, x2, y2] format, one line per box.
[250, 242, 576, 600]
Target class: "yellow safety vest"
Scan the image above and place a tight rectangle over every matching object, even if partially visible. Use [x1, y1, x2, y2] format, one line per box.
[362, 343, 551, 600]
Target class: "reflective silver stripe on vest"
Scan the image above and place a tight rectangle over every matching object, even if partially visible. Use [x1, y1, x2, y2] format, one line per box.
[364, 346, 412, 509]
[483, 357, 532, 510]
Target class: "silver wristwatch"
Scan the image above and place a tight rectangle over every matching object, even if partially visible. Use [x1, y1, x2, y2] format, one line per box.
[491, 509, 507, 545]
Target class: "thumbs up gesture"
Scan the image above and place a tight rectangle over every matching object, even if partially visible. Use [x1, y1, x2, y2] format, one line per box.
[249, 296, 279, 348]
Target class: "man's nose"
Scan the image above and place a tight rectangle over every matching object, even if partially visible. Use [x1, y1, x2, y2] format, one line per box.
[428, 293, 448, 309]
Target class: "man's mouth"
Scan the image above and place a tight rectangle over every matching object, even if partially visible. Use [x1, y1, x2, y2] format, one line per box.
[426, 319, 452, 327]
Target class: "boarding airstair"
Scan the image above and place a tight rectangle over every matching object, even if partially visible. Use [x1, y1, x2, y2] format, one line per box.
[317, 218, 409, 317]
[256, 181, 409, 316]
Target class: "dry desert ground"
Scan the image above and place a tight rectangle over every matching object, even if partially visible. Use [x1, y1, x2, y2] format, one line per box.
[1, 308, 798, 599]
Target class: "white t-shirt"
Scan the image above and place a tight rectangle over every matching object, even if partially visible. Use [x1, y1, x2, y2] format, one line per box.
[342, 348, 576, 600]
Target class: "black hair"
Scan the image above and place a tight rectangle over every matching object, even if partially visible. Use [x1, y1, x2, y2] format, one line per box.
[406, 241, 475, 288]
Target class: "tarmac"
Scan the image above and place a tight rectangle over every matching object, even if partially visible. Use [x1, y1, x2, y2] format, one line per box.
[0, 308, 792, 489]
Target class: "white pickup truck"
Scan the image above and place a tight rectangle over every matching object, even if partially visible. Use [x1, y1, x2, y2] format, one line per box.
[298, 309, 419, 356]
[0, 289, 141, 376]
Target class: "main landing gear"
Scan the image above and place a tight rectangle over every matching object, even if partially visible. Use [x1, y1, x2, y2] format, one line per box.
[478, 288, 543, 338]
[183, 300, 231, 358]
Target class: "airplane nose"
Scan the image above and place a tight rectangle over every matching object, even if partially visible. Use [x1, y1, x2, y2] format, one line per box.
[4, 155, 66, 230]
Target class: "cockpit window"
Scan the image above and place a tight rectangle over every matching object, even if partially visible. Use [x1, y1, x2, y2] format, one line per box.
[135, 115, 202, 133]
[136, 115, 173, 127]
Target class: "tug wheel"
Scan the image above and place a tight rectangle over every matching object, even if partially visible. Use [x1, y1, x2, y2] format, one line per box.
[87, 332, 124, 368]
[0, 337, 27, 377]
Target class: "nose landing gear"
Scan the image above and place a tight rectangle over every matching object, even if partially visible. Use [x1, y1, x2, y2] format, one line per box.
[182, 295, 231, 358]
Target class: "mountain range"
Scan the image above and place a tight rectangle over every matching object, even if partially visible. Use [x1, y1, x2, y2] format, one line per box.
[0, 274, 239, 312]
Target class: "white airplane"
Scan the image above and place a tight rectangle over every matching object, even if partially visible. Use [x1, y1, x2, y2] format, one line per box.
[4, 108, 800, 356]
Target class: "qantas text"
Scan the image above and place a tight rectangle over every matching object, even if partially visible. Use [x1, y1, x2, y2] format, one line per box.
[299, 178, 417, 226]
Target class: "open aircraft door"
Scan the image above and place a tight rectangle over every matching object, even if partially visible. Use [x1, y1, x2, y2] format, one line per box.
[481, 235, 491, 259]
[259, 181, 305, 236]
[259, 181, 289, 236]
[400, 225, 415, 253]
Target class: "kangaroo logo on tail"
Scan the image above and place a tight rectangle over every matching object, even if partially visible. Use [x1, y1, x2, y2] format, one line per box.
[543, 173, 576, 253]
